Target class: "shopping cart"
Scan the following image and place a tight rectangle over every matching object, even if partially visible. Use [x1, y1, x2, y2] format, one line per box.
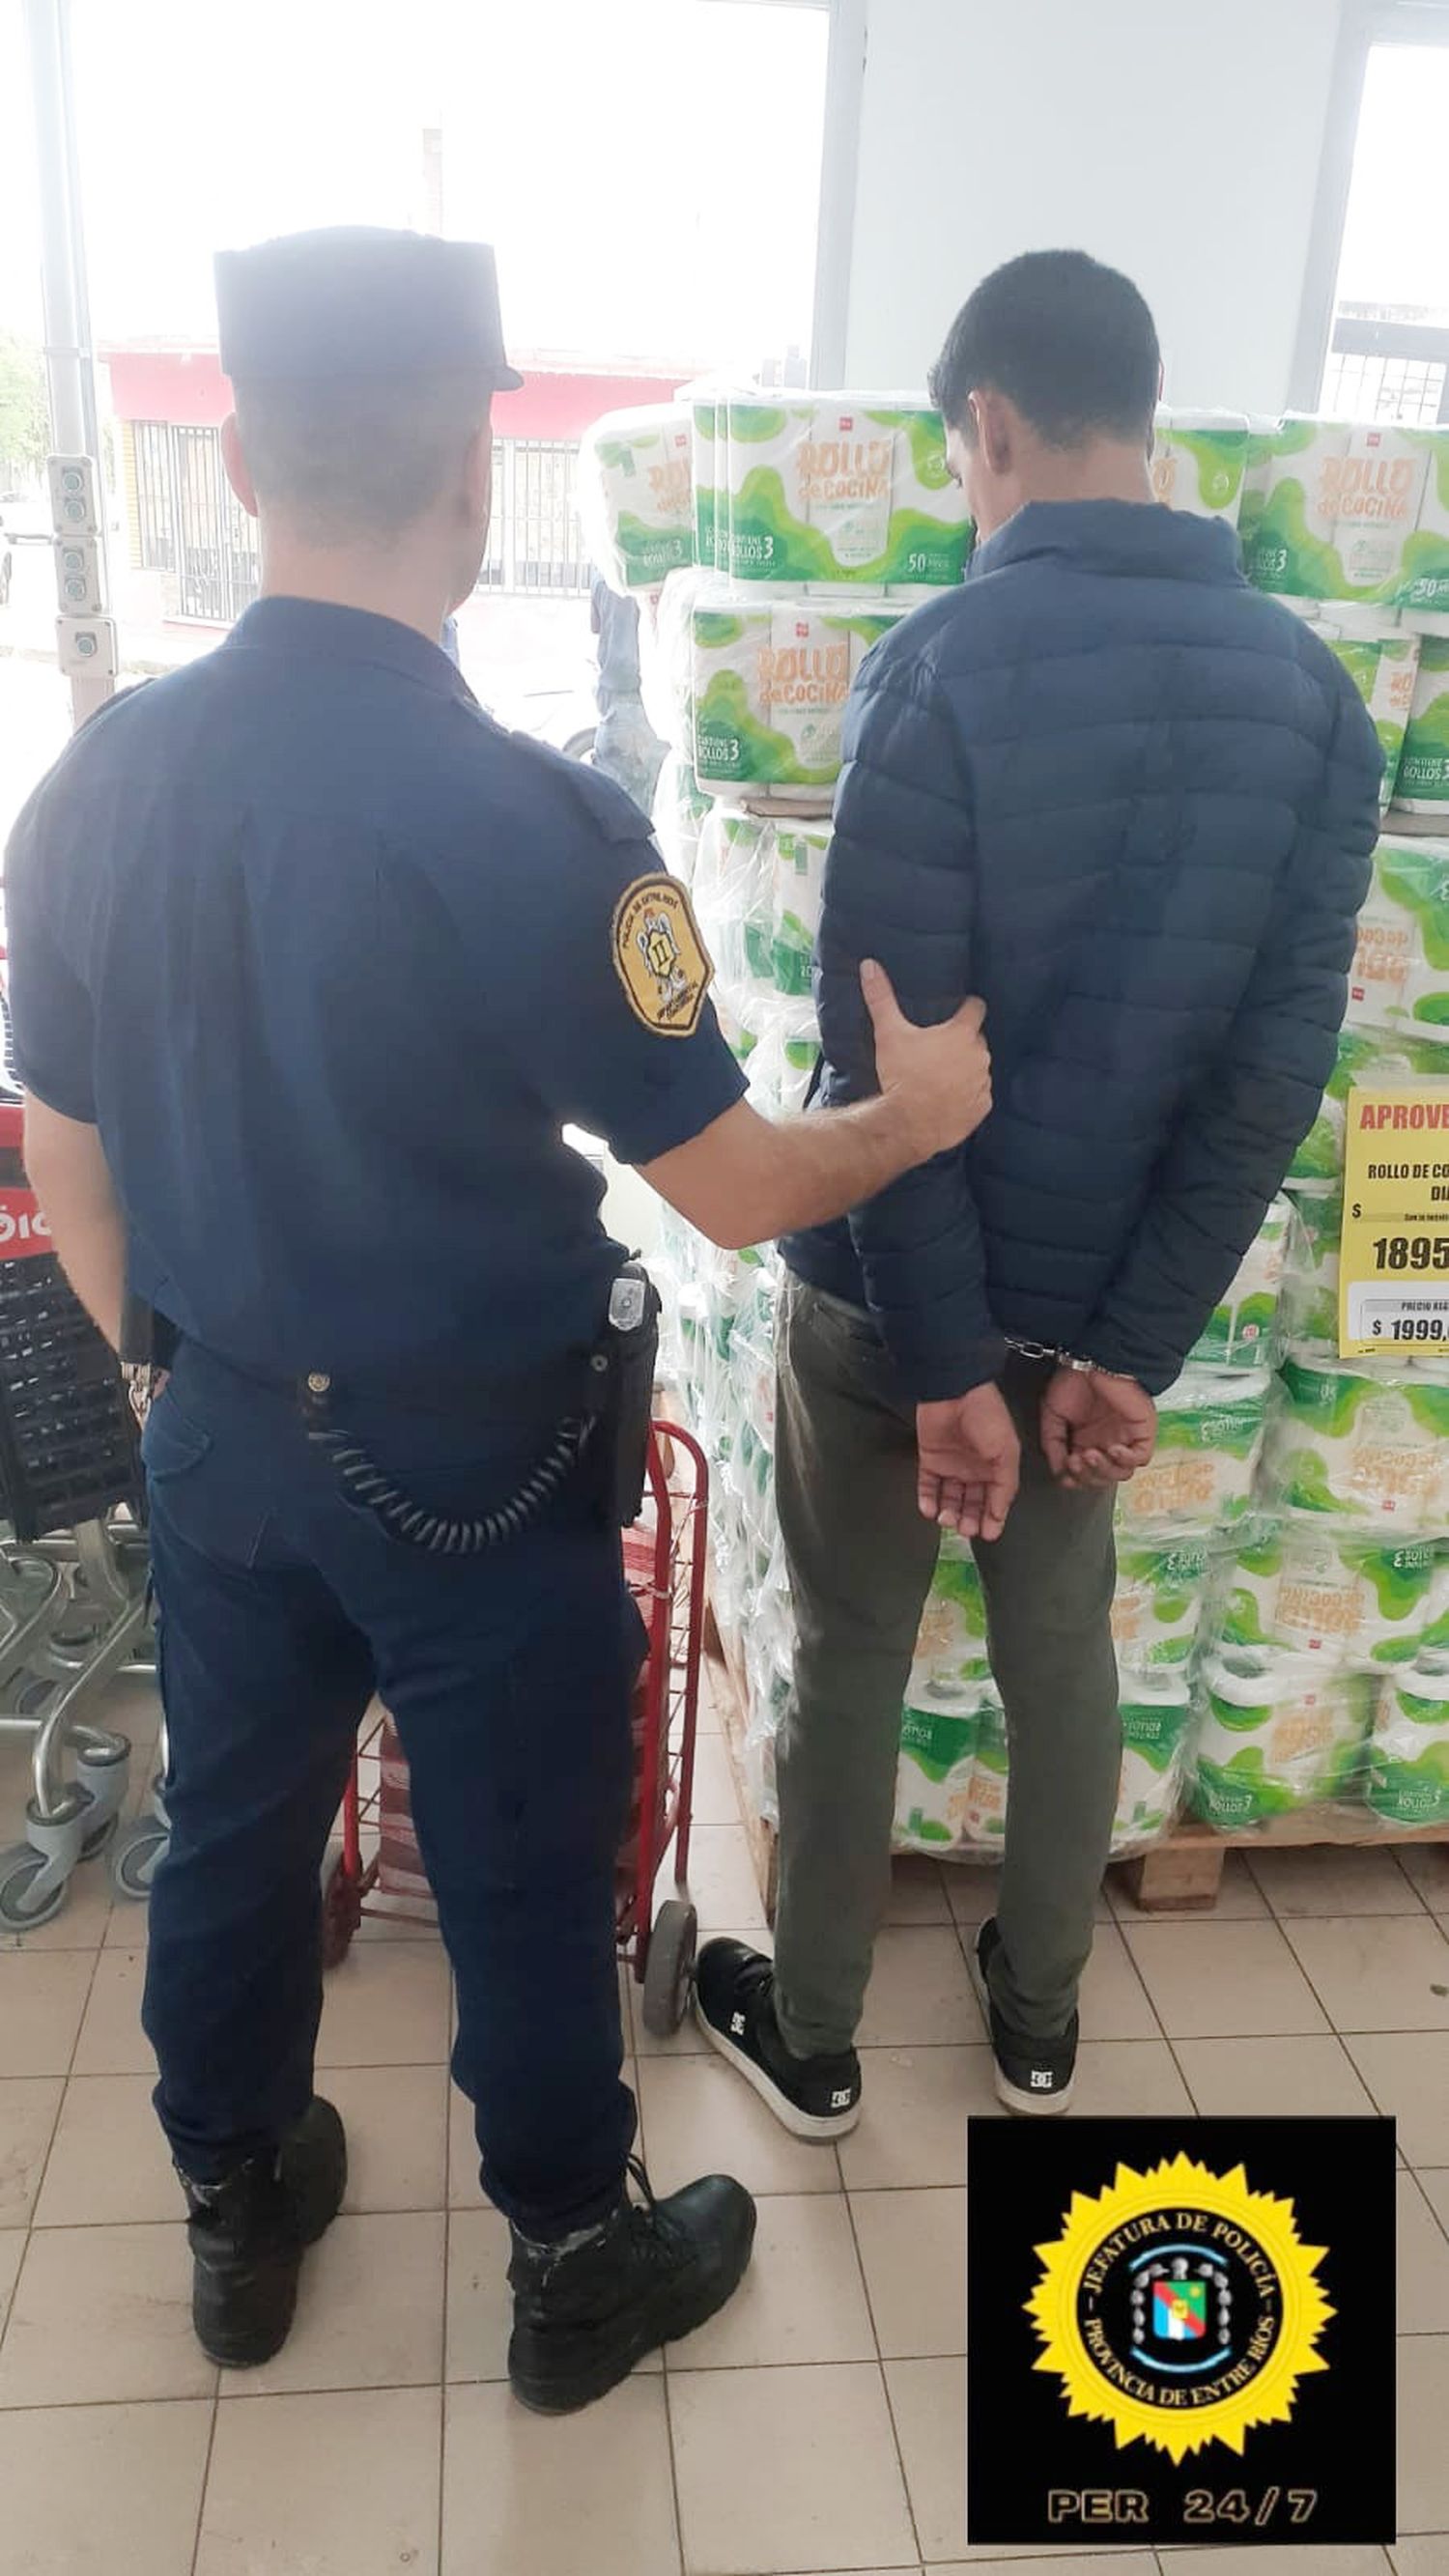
[322, 1420, 710, 2037]
[0, 1101, 154, 1930]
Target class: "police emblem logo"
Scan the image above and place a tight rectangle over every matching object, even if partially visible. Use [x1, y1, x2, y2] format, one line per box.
[1028, 2154, 1331, 2462]
[612, 875, 713, 1039]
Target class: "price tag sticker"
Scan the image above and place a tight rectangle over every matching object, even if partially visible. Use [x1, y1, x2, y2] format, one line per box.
[1339, 1082, 1449, 1355]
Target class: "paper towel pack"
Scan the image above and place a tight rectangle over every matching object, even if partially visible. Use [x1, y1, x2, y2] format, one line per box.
[692, 591, 906, 791]
[1213, 1516, 1449, 1667]
[578, 405, 695, 595]
[1396, 635, 1449, 818]
[1346, 837, 1449, 1041]
[1267, 1356, 1449, 1532]
[723, 395, 971, 591]
[1151, 410, 1249, 524]
[1191, 1649, 1377, 1826]
[1367, 1665, 1449, 1824]
[1319, 621, 1421, 810]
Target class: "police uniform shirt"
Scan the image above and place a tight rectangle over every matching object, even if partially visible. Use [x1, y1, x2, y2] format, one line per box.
[4, 600, 745, 1384]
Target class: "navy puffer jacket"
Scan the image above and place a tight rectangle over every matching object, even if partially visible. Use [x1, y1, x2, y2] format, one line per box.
[782, 500, 1381, 1398]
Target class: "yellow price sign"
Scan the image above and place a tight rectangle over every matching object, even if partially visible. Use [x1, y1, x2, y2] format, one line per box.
[1340, 1081, 1449, 1356]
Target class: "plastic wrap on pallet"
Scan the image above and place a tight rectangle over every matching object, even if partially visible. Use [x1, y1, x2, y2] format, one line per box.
[1264, 1354, 1449, 1531]
[1209, 1513, 1449, 1668]
[1111, 1532, 1213, 1671]
[650, 750, 713, 890]
[1185, 1197, 1290, 1372]
[1188, 1648, 1378, 1828]
[1345, 836, 1449, 1041]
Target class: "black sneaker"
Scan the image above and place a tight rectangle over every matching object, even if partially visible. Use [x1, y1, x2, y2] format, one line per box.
[508, 2157, 756, 2414]
[180, 2095, 348, 2367]
[970, 1919, 1077, 2115]
[695, 1938, 862, 2139]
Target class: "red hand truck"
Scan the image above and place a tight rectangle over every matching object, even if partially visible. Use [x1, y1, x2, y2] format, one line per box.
[321, 1419, 710, 2037]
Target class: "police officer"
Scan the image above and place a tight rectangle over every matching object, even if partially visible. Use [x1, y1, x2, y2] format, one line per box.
[4, 227, 990, 2411]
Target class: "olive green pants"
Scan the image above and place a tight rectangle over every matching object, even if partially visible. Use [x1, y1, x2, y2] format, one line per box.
[771, 1274, 1121, 2053]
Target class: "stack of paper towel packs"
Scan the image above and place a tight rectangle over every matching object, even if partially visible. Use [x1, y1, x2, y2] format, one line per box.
[587, 393, 1449, 1865]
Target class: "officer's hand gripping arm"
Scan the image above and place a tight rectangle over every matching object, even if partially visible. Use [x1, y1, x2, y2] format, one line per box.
[639, 961, 990, 1251]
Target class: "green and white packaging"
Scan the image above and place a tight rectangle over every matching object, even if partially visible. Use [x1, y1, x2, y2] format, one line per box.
[895, 1701, 980, 1852]
[1280, 1188, 1342, 1352]
[577, 405, 695, 594]
[723, 396, 971, 590]
[1396, 636, 1449, 818]
[1188, 1197, 1290, 1369]
[1191, 1650, 1377, 1826]
[1111, 1535, 1212, 1669]
[907, 1535, 992, 1711]
[1366, 1663, 1449, 1825]
[1333, 425, 1432, 598]
[1321, 626, 1421, 811]
[964, 1694, 1010, 1845]
[692, 401, 721, 571]
[1151, 410, 1249, 524]
[1241, 417, 1351, 598]
[1113, 1675, 1194, 1852]
[771, 820, 830, 997]
[1117, 1366, 1271, 1534]
[1400, 429, 1449, 616]
[1213, 1515, 1449, 1666]
[1346, 837, 1449, 1041]
[1290, 1025, 1449, 1184]
[1268, 1357, 1449, 1530]
[692, 595, 904, 791]
[694, 805, 775, 993]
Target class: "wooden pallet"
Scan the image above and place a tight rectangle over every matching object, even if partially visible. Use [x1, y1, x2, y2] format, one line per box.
[1122, 1806, 1449, 1912]
[707, 1580, 1449, 1918]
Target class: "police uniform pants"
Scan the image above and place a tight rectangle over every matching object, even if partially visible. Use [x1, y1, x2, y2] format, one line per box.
[139, 1344, 639, 2241]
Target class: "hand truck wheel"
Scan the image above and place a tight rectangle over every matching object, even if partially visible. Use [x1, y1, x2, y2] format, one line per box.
[640, 1895, 697, 2038]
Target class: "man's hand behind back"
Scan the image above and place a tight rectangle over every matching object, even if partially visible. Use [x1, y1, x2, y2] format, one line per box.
[861, 960, 990, 1161]
[1040, 1366, 1157, 1489]
[915, 1385, 1020, 1539]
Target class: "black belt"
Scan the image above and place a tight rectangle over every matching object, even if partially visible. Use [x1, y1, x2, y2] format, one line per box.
[185, 1340, 591, 1429]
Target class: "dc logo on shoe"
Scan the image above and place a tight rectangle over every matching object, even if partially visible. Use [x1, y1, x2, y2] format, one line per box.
[830, 2089, 852, 2110]
[1030, 2069, 1053, 2090]
[729, 2012, 746, 2036]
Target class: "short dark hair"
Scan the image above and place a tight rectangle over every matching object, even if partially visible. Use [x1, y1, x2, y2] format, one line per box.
[928, 250, 1160, 449]
[233, 367, 492, 539]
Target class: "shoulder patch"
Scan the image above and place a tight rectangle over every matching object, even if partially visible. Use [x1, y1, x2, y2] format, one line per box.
[611, 875, 713, 1039]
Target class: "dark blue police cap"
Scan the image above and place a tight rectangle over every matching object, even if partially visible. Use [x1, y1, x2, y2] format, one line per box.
[214, 227, 523, 389]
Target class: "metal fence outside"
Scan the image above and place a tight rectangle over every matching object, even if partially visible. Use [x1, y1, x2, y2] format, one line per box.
[1322, 315, 1449, 425]
[128, 424, 590, 621]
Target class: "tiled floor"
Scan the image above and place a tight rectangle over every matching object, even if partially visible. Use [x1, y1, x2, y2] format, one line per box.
[1, 1665, 1445, 2574]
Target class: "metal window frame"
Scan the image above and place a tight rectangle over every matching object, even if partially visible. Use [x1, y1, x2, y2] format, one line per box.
[697, 0, 862, 386]
[1290, 0, 1449, 410]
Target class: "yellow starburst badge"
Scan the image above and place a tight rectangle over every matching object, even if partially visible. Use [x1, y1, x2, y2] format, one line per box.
[1028, 2153, 1332, 2464]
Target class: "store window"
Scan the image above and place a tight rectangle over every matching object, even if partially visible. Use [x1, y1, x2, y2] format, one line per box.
[1321, 35, 1449, 424]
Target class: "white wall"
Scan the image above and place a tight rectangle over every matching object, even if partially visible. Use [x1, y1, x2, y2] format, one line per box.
[843, 0, 1345, 414]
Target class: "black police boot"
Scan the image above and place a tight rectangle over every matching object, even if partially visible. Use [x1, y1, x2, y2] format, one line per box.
[180, 2096, 348, 2367]
[507, 2157, 756, 2415]
[695, 1937, 862, 2138]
